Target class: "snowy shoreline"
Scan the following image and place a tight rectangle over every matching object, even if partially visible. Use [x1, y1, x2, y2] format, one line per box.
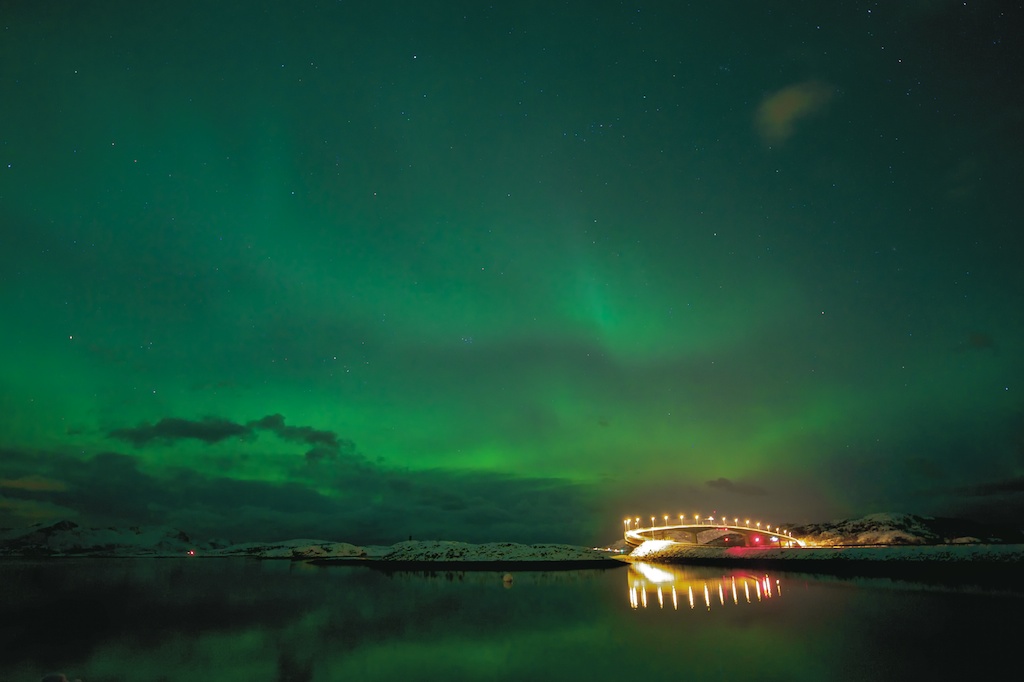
[3, 517, 1022, 576]
[0, 522, 625, 565]
[629, 541, 1024, 563]
[622, 540, 1024, 585]
[309, 557, 626, 571]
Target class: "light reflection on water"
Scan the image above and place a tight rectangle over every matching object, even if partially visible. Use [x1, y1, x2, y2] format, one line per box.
[0, 558, 1020, 682]
[627, 562, 781, 611]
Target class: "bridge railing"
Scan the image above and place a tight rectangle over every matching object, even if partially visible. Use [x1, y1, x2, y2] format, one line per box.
[623, 522, 805, 548]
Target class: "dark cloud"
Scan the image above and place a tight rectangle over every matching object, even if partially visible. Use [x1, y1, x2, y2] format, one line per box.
[303, 446, 337, 464]
[705, 477, 767, 497]
[109, 417, 250, 447]
[108, 414, 356, 463]
[247, 414, 356, 462]
[936, 476, 1024, 526]
[0, 447, 600, 545]
[962, 476, 1024, 497]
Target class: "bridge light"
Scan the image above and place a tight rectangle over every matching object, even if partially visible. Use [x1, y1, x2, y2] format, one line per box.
[756, 522, 761, 529]
[679, 514, 684, 524]
[664, 514, 669, 526]
[694, 514, 700, 524]
[745, 519, 750, 527]
[651, 516, 656, 528]
[734, 518, 738, 525]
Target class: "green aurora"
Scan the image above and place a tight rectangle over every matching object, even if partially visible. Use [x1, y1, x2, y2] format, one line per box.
[1, 1, 1022, 543]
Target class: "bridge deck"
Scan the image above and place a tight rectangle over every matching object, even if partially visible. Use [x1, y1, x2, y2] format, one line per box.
[624, 524, 803, 548]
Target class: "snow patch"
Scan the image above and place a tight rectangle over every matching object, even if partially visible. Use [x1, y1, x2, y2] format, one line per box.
[381, 540, 615, 562]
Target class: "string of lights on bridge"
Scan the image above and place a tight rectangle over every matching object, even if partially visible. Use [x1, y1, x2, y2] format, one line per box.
[625, 514, 790, 536]
[623, 513, 804, 547]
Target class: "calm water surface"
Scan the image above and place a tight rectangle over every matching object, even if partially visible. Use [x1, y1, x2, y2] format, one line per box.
[1, 558, 1018, 681]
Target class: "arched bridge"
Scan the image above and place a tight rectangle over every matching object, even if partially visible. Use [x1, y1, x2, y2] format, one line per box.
[624, 519, 804, 548]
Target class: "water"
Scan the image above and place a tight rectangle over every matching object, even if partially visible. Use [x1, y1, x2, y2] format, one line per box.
[1, 558, 1018, 681]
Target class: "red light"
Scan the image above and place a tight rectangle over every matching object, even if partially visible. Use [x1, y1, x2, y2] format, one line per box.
[187, 550, 196, 556]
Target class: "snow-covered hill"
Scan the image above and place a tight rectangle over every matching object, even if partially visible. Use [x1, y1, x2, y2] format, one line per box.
[0, 520, 201, 557]
[787, 512, 1023, 547]
[213, 539, 366, 560]
[0, 521, 613, 563]
[0, 520, 365, 559]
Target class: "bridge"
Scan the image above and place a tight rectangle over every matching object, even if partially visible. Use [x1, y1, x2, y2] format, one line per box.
[623, 516, 804, 548]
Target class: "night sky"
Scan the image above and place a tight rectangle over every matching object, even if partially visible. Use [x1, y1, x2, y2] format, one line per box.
[2, 1, 1022, 545]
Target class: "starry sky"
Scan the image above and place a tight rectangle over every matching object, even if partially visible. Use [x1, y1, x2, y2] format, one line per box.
[2, 1, 1022, 545]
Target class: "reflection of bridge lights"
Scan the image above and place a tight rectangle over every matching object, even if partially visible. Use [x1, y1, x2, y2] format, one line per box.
[633, 562, 675, 584]
[629, 563, 790, 614]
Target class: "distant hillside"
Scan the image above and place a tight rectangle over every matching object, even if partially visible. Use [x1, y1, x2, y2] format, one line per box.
[788, 513, 1024, 547]
[0, 520, 204, 557]
[0, 520, 609, 563]
[4, 514, 1021, 558]
[0, 519, 364, 559]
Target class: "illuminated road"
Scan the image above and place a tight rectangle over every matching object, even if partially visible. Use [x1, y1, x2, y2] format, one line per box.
[623, 516, 804, 548]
